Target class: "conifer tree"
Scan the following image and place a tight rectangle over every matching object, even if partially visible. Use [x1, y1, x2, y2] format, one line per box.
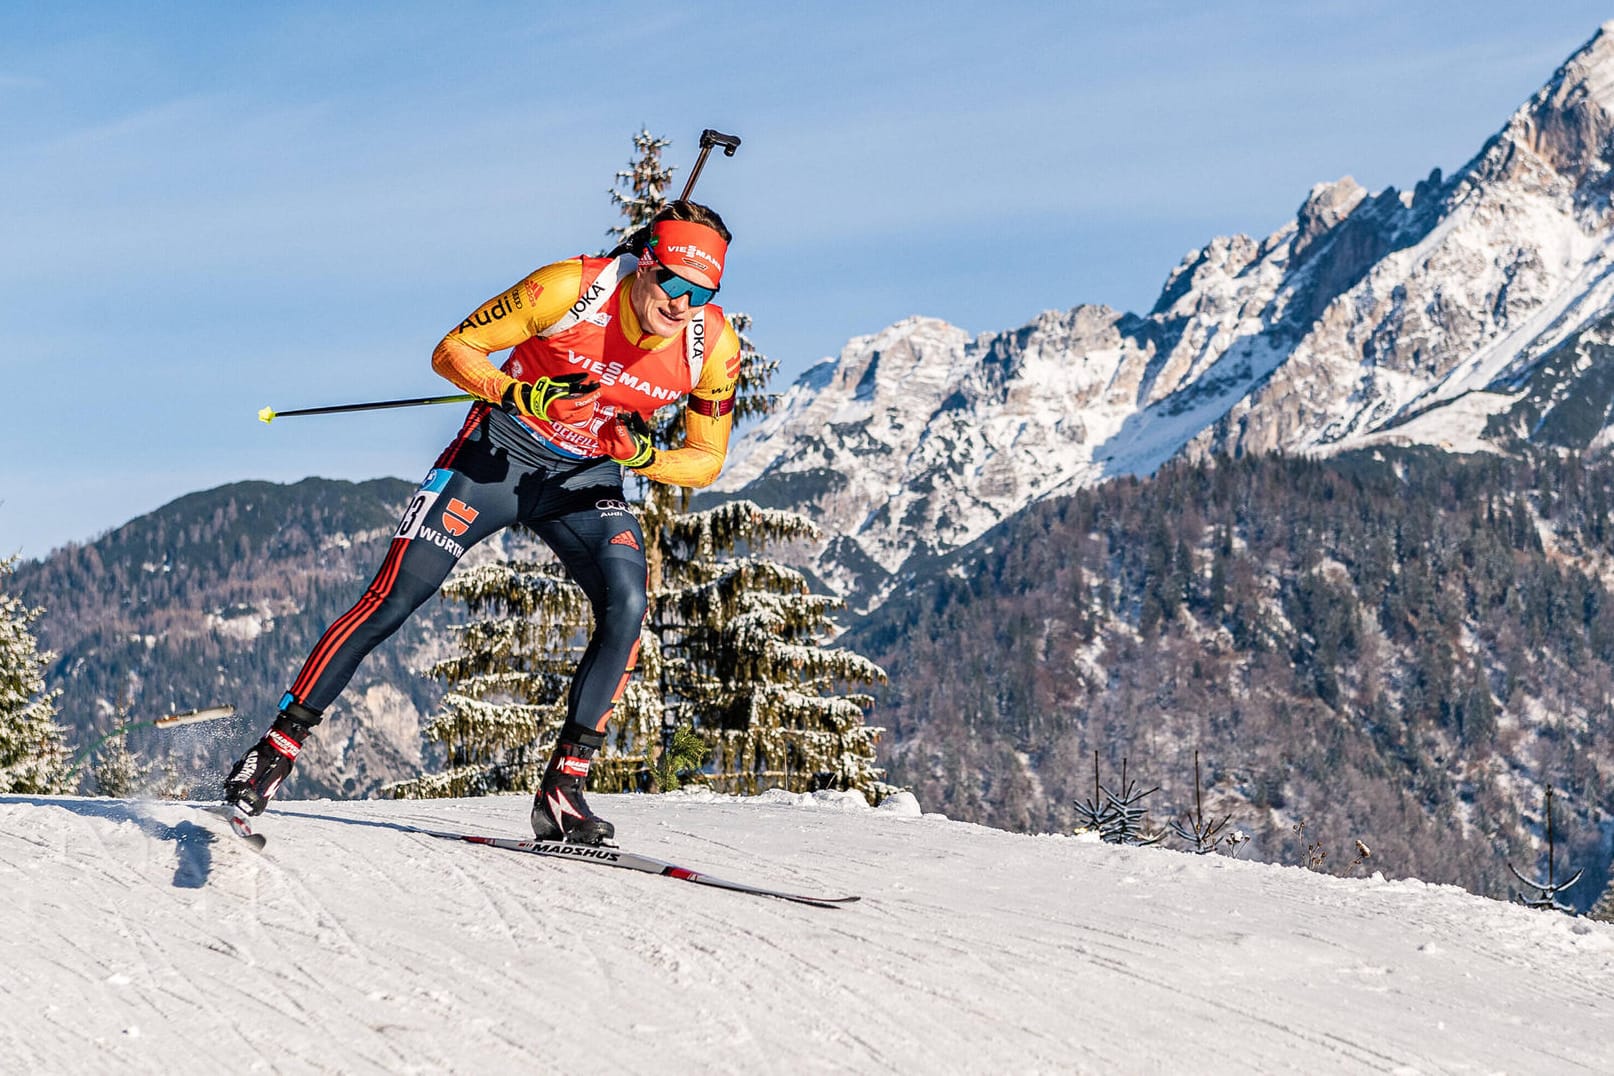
[1073, 752, 1163, 846]
[92, 732, 148, 798]
[645, 500, 886, 794]
[391, 129, 888, 801]
[1589, 873, 1614, 923]
[605, 127, 672, 247]
[0, 556, 72, 794]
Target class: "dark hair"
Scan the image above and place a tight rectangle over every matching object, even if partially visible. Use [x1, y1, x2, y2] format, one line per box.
[609, 200, 732, 259]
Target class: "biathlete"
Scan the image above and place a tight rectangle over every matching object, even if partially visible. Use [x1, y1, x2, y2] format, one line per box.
[224, 200, 742, 845]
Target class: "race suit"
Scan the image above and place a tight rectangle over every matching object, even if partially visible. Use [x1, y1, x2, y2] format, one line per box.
[281, 254, 741, 741]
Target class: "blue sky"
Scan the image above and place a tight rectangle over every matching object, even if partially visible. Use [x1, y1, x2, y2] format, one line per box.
[2, 2, 1610, 559]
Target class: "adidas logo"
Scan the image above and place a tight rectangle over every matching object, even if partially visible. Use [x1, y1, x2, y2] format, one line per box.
[610, 531, 641, 551]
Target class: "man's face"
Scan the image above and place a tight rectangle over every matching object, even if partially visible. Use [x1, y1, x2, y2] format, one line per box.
[628, 255, 717, 338]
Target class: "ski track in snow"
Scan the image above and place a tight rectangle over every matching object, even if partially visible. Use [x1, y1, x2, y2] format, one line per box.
[3, 792, 1613, 1075]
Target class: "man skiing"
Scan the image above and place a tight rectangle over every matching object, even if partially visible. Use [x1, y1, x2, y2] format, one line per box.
[223, 200, 741, 845]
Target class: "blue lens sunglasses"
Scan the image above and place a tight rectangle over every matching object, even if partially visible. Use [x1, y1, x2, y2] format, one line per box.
[647, 250, 719, 307]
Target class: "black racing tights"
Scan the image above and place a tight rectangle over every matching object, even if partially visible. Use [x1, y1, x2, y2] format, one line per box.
[282, 406, 646, 745]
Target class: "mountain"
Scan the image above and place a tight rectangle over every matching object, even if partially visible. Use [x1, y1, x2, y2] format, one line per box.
[712, 23, 1614, 609]
[4, 792, 1611, 1073]
[11, 478, 539, 800]
[841, 447, 1614, 909]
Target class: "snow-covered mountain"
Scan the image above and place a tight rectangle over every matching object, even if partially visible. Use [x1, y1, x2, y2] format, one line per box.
[5, 791, 1612, 1074]
[714, 23, 1614, 605]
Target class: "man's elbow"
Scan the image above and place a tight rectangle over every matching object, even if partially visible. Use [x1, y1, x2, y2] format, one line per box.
[682, 471, 719, 489]
[677, 460, 723, 489]
[651, 449, 726, 488]
[430, 339, 458, 379]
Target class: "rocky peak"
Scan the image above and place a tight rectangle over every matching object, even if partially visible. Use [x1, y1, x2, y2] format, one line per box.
[1292, 176, 1368, 263]
[719, 22, 1614, 609]
[1464, 23, 1614, 197]
[1150, 232, 1270, 318]
[1528, 23, 1614, 177]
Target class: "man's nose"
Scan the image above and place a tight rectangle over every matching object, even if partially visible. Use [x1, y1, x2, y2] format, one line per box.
[668, 293, 691, 314]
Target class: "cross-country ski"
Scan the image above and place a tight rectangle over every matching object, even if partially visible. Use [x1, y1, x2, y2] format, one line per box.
[199, 804, 266, 849]
[415, 827, 859, 908]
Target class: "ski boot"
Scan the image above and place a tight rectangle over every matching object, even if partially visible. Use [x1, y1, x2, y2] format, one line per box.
[531, 735, 615, 845]
[223, 700, 322, 816]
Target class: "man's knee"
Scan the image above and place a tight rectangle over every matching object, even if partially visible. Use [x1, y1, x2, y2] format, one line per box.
[607, 576, 648, 627]
[599, 558, 648, 629]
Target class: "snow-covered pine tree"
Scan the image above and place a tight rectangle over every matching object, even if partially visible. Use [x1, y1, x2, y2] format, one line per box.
[1073, 752, 1163, 846]
[0, 555, 72, 794]
[92, 731, 148, 798]
[1507, 784, 1584, 914]
[392, 129, 889, 801]
[646, 499, 886, 794]
[617, 127, 884, 796]
[1590, 874, 1614, 922]
[1167, 750, 1232, 854]
[605, 127, 672, 248]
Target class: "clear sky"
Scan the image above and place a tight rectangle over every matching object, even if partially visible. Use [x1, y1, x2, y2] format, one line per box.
[3, 2, 1610, 560]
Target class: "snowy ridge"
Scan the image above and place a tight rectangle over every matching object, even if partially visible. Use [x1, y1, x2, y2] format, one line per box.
[4, 792, 1612, 1074]
[715, 24, 1614, 603]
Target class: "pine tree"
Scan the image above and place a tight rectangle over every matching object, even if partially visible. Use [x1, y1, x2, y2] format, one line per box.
[1508, 785, 1584, 913]
[614, 128, 884, 797]
[1589, 873, 1614, 923]
[1168, 750, 1232, 853]
[646, 500, 887, 794]
[0, 555, 72, 794]
[92, 732, 148, 798]
[392, 129, 889, 801]
[1073, 752, 1163, 846]
[605, 127, 672, 247]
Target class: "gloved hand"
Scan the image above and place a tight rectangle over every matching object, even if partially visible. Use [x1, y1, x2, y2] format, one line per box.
[502, 373, 600, 425]
[598, 411, 656, 468]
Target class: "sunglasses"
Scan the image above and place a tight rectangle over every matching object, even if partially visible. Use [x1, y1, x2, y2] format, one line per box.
[647, 251, 719, 307]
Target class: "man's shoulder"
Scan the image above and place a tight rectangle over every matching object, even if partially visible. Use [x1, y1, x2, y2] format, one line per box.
[699, 305, 739, 352]
[513, 258, 590, 322]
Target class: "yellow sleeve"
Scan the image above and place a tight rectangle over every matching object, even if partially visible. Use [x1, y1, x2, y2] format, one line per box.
[430, 260, 584, 400]
[637, 319, 742, 489]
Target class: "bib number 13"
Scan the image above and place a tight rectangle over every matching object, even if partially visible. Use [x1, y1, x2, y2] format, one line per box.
[396, 469, 452, 540]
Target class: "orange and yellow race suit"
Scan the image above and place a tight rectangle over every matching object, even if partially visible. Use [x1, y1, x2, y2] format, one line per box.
[277, 252, 742, 745]
[432, 254, 742, 488]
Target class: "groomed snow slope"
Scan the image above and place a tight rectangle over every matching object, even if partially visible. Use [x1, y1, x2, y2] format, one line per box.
[3, 792, 1612, 1075]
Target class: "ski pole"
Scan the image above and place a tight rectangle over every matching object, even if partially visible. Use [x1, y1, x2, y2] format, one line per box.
[258, 394, 475, 424]
[65, 705, 237, 782]
[678, 128, 742, 200]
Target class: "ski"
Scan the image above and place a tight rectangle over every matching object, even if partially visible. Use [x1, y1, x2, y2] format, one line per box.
[201, 804, 267, 850]
[415, 828, 859, 909]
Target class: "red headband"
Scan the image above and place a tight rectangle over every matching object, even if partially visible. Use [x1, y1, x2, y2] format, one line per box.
[650, 219, 727, 284]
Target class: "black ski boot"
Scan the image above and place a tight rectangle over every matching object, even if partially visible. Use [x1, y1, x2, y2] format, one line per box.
[223, 701, 322, 816]
[531, 736, 615, 845]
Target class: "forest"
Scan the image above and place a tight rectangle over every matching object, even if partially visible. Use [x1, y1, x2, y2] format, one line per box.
[848, 448, 1614, 907]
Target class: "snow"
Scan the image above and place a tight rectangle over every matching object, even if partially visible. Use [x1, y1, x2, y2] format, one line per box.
[4, 793, 1613, 1074]
[1339, 390, 1518, 457]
